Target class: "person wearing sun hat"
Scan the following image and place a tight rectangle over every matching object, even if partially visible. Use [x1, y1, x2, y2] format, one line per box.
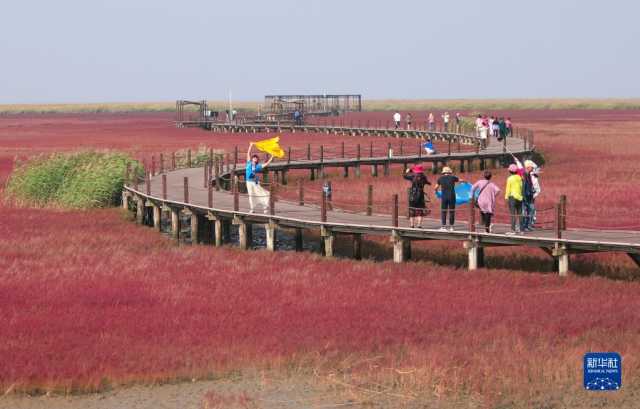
[404, 164, 431, 228]
[505, 163, 524, 234]
[435, 166, 463, 231]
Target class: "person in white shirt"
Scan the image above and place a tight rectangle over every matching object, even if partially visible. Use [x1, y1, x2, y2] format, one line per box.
[442, 112, 450, 131]
[475, 115, 484, 138]
[393, 112, 401, 129]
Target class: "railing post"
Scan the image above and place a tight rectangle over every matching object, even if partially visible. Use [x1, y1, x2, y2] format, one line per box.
[560, 194, 567, 230]
[341, 141, 345, 158]
[214, 157, 220, 191]
[233, 176, 239, 211]
[208, 184, 213, 208]
[399, 140, 403, 155]
[555, 202, 562, 239]
[183, 176, 189, 203]
[448, 139, 452, 156]
[321, 190, 327, 222]
[357, 144, 361, 160]
[370, 141, 373, 157]
[234, 146, 238, 170]
[269, 182, 275, 215]
[187, 149, 192, 168]
[159, 153, 164, 174]
[287, 147, 291, 164]
[151, 156, 156, 176]
[502, 134, 507, 153]
[418, 141, 422, 158]
[367, 184, 373, 216]
[145, 171, 151, 195]
[307, 143, 311, 160]
[320, 145, 324, 164]
[392, 194, 399, 227]
[162, 174, 167, 199]
[298, 179, 304, 206]
[469, 201, 476, 232]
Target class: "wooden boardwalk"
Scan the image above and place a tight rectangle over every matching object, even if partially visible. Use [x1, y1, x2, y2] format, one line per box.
[124, 128, 640, 275]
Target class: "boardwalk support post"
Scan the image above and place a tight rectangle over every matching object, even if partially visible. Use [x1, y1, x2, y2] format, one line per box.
[295, 228, 303, 251]
[353, 233, 362, 260]
[190, 212, 199, 244]
[136, 196, 144, 224]
[170, 208, 180, 240]
[321, 226, 334, 257]
[465, 240, 483, 270]
[391, 231, 409, 263]
[122, 191, 129, 210]
[553, 245, 570, 276]
[153, 204, 161, 230]
[265, 221, 277, 251]
[236, 217, 252, 250]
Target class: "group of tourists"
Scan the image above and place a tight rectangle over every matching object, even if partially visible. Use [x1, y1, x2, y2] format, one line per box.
[393, 111, 463, 131]
[245, 141, 541, 234]
[475, 115, 513, 148]
[403, 157, 540, 233]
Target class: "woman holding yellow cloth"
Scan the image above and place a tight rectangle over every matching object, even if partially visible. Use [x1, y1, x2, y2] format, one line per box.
[246, 142, 274, 213]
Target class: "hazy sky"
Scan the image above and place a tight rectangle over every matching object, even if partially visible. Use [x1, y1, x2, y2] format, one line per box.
[1, 0, 639, 103]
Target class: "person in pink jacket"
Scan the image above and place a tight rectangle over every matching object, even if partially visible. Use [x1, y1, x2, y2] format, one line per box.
[471, 170, 501, 233]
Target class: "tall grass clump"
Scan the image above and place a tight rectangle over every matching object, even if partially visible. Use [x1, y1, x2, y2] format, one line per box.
[5, 151, 140, 208]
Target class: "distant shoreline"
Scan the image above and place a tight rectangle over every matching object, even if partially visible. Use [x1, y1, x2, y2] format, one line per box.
[2, 98, 640, 115]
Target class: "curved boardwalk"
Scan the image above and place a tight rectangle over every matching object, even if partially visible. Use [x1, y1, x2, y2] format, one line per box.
[123, 125, 640, 275]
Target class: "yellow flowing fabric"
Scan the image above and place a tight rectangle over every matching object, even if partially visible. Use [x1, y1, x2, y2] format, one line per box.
[253, 136, 285, 158]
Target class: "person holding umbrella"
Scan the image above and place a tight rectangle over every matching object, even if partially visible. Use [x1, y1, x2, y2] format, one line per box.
[403, 164, 431, 228]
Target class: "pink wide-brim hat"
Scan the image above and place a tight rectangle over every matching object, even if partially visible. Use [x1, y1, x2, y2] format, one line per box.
[412, 165, 425, 173]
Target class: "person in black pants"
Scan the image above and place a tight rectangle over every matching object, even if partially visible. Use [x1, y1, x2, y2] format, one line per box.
[435, 166, 463, 231]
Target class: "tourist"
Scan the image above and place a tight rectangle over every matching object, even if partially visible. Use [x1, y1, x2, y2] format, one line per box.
[455, 112, 463, 132]
[393, 112, 401, 129]
[406, 113, 413, 130]
[245, 143, 274, 213]
[428, 112, 435, 131]
[475, 114, 483, 138]
[498, 117, 507, 141]
[471, 171, 501, 233]
[442, 111, 450, 131]
[520, 159, 539, 231]
[423, 138, 436, 155]
[404, 165, 431, 228]
[504, 163, 524, 234]
[322, 180, 333, 211]
[505, 117, 513, 136]
[479, 119, 489, 149]
[491, 118, 500, 139]
[435, 166, 462, 231]
[531, 165, 541, 226]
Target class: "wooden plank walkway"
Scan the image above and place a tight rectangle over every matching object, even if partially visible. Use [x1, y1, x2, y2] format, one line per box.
[124, 129, 640, 275]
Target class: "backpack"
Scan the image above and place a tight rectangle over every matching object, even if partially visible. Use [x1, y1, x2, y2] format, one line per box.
[523, 173, 534, 201]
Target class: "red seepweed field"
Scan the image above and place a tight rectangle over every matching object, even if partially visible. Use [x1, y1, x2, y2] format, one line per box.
[1, 110, 639, 407]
